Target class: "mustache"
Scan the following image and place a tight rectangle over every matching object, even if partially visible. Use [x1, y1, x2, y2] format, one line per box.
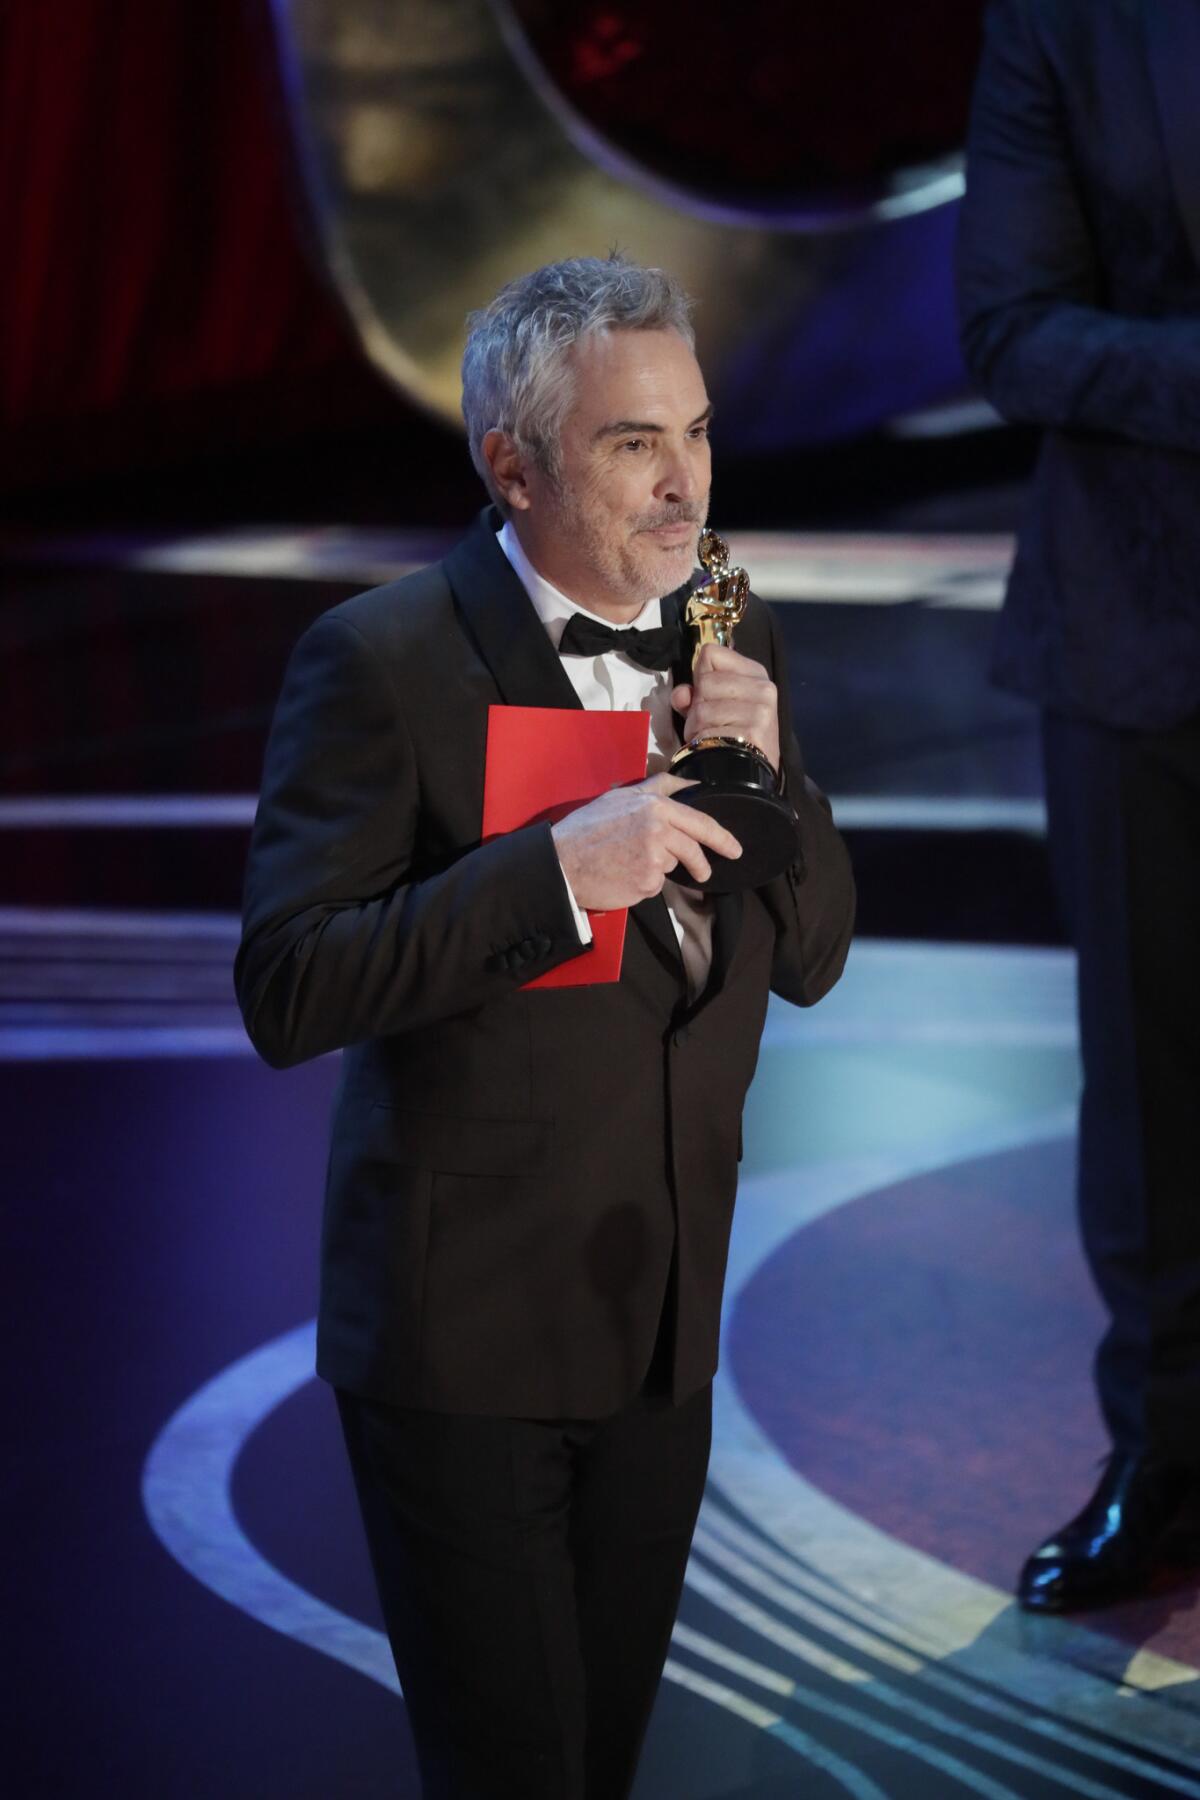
[634, 506, 705, 532]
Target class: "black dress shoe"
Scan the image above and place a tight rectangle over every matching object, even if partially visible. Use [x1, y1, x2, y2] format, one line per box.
[1018, 1453, 1197, 1613]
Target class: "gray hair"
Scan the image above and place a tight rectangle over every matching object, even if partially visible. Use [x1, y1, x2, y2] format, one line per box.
[461, 255, 696, 514]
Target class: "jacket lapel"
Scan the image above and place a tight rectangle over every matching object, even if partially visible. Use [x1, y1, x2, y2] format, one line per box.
[444, 508, 582, 711]
[629, 580, 696, 977]
[660, 577, 748, 1006]
[1143, 0, 1200, 272]
[678, 890, 744, 1024]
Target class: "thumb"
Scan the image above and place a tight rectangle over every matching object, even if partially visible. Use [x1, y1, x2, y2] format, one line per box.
[670, 682, 692, 712]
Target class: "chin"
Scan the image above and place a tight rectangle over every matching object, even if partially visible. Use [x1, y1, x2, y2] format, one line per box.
[637, 540, 695, 588]
[657, 543, 699, 590]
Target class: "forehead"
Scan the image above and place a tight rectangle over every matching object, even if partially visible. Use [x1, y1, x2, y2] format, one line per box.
[563, 328, 708, 432]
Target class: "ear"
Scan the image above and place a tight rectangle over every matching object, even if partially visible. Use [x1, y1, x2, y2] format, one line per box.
[482, 429, 532, 512]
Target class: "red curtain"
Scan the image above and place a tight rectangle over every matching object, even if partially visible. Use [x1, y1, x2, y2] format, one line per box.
[0, 0, 396, 494]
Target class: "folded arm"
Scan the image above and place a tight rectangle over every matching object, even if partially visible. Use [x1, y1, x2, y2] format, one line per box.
[760, 606, 855, 1007]
[235, 616, 583, 1068]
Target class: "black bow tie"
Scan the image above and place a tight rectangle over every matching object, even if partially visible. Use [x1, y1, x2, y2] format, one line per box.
[558, 611, 681, 672]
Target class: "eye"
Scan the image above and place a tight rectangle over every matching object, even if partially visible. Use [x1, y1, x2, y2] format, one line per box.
[688, 422, 711, 441]
[620, 437, 647, 453]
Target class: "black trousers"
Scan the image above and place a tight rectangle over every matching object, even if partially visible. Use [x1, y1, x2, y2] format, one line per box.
[337, 1380, 712, 1800]
[1042, 708, 1200, 1459]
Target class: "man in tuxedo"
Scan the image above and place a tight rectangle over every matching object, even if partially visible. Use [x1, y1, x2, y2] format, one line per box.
[235, 255, 854, 1795]
[958, 0, 1200, 1611]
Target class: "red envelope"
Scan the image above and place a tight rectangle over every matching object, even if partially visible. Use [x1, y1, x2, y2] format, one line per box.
[481, 704, 650, 987]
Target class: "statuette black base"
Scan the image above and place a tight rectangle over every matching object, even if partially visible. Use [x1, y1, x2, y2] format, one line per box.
[671, 742, 800, 892]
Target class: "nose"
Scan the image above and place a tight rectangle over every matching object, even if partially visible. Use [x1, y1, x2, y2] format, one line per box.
[657, 443, 699, 504]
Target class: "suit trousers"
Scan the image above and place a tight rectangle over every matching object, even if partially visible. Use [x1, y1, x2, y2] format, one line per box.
[337, 1380, 712, 1800]
[1042, 707, 1200, 1459]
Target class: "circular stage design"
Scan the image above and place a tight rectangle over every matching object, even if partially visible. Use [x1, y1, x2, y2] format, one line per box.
[138, 942, 1200, 1791]
[729, 1134, 1109, 1603]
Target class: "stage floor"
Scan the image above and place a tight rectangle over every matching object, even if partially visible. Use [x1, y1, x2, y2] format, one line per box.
[6, 919, 1200, 1798]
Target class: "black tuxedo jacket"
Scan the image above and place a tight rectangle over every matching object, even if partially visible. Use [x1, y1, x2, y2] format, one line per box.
[236, 510, 854, 1417]
[957, 0, 1200, 730]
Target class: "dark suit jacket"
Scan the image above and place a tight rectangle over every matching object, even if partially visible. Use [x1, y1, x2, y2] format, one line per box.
[235, 509, 854, 1418]
[957, 0, 1200, 730]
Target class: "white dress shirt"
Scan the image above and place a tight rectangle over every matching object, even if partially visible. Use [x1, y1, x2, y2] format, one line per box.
[498, 521, 713, 994]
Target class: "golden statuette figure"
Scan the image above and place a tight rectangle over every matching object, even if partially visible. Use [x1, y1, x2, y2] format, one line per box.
[684, 530, 751, 655]
[669, 529, 801, 892]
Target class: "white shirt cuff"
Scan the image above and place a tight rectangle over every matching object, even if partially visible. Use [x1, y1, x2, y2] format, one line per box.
[557, 857, 593, 945]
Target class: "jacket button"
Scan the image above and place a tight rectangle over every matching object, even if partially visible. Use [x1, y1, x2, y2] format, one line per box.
[673, 1025, 690, 1047]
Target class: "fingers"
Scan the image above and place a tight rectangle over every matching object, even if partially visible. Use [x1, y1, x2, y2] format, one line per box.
[685, 651, 776, 720]
[675, 653, 761, 713]
[643, 771, 697, 796]
[662, 797, 743, 861]
[678, 653, 780, 771]
[664, 827, 712, 886]
[687, 672, 773, 711]
[628, 777, 742, 890]
[556, 772, 750, 909]
[676, 648, 767, 710]
[692, 642, 767, 678]
[641, 776, 742, 859]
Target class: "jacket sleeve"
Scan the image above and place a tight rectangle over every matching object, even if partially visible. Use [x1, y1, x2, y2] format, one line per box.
[956, 0, 1200, 451]
[760, 605, 855, 1007]
[235, 614, 584, 1068]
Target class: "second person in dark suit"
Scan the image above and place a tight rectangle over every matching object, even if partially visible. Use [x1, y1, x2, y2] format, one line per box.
[958, 0, 1200, 1611]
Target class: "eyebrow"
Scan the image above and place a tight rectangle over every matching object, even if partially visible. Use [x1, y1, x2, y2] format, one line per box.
[592, 403, 714, 443]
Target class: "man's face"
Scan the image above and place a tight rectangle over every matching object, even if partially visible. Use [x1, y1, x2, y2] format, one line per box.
[517, 328, 712, 620]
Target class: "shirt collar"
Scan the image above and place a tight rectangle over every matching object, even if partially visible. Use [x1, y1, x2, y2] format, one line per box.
[497, 520, 662, 648]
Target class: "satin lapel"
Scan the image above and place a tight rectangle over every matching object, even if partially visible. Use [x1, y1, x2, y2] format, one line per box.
[444, 508, 582, 711]
[659, 579, 746, 1010]
[1143, 0, 1200, 272]
[629, 581, 692, 979]
[682, 889, 744, 1023]
[627, 894, 684, 981]
[664, 579, 693, 735]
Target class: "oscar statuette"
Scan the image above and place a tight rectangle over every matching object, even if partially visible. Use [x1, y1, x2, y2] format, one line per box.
[670, 530, 801, 892]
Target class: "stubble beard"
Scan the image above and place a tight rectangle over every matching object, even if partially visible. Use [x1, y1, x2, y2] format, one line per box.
[555, 478, 709, 609]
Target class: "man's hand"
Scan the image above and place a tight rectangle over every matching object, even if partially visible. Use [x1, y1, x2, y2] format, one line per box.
[671, 643, 780, 773]
[551, 772, 742, 911]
